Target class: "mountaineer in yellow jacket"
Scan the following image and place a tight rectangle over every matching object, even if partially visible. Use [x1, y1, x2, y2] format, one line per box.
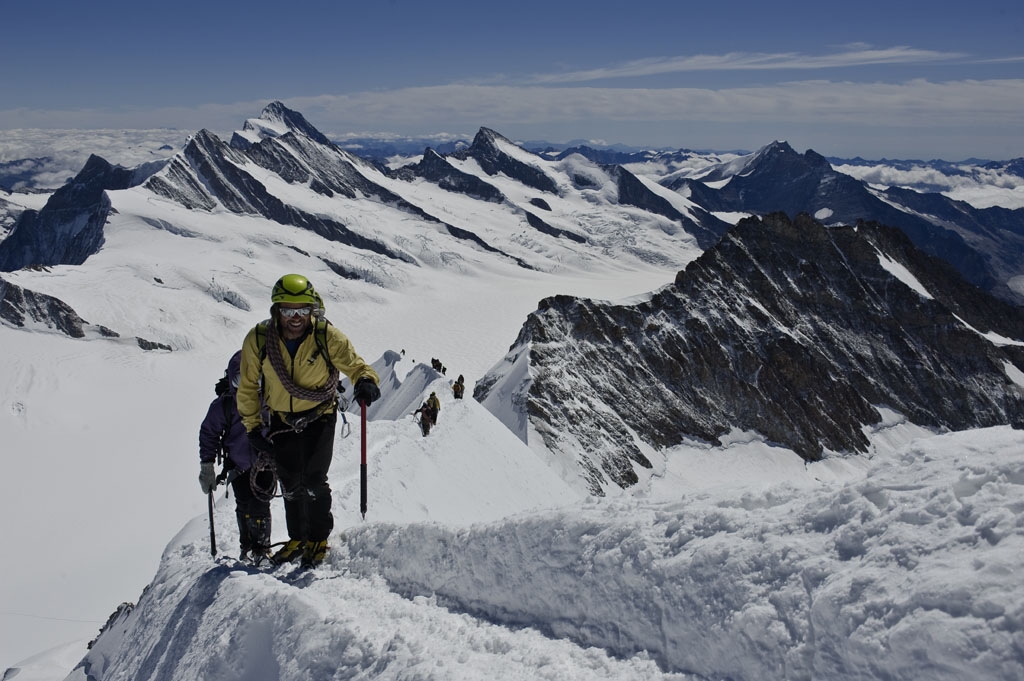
[237, 274, 380, 568]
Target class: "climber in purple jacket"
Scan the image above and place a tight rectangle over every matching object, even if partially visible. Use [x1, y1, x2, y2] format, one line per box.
[199, 350, 274, 564]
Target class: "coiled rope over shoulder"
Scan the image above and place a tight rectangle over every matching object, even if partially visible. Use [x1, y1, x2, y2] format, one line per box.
[264, 319, 339, 403]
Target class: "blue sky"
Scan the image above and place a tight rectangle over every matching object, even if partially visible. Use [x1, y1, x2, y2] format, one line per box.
[2, 0, 1023, 159]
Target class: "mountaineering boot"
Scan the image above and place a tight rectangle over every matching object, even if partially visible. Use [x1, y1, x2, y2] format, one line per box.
[301, 540, 329, 568]
[237, 511, 252, 562]
[270, 539, 306, 565]
[247, 517, 272, 567]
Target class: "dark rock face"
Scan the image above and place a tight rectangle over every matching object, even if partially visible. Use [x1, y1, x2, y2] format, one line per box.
[478, 213, 1024, 494]
[0, 195, 22, 234]
[144, 156, 218, 211]
[0, 276, 163, 349]
[613, 166, 728, 249]
[0, 275, 88, 337]
[136, 337, 172, 351]
[879, 186, 1024, 301]
[524, 211, 587, 244]
[452, 128, 560, 194]
[0, 155, 156, 271]
[395, 148, 505, 203]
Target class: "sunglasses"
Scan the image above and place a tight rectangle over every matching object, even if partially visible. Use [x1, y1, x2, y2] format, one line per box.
[278, 306, 314, 319]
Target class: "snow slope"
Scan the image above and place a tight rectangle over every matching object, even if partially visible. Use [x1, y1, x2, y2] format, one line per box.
[58, 393, 1024, 681]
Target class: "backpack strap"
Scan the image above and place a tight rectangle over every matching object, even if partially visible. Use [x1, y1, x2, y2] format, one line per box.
[217, 392, 234, 467]
[309, 318, 337, 374]
[255, 320, 268, 364]
[221, 393, 234, 431]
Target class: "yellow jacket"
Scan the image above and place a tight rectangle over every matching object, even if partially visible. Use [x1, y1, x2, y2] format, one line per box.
[237, 319, 379, 432]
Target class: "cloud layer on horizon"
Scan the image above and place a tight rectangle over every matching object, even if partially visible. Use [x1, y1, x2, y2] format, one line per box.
[2, 44, 1023, 160]
[3, 76, 1021, 159]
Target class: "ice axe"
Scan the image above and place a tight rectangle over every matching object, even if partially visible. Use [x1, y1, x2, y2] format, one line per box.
[208, 489, 217, 557]
[207, 469, 240, 558]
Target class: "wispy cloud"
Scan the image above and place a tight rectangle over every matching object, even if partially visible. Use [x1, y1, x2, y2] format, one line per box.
[4, 78, 1022, 134]
[287, 78, 1024, 128]
[527, 45, 969, 84]
[973, 55, 1024, 64]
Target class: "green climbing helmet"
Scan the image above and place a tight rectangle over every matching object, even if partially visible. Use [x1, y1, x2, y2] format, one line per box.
[271, 274, 319, 305]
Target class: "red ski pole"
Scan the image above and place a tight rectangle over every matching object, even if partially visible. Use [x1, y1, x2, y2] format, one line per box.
[360, 399, 368, 519]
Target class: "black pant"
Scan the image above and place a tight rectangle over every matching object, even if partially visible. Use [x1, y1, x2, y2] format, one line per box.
[230, 467, 273, 552]
[230, 467, 273, 520]
[270, 412, 336, 542]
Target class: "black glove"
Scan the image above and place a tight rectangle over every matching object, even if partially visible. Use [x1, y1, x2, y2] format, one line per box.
[247, 429, 274, 453]
[353, 377, 381, 406]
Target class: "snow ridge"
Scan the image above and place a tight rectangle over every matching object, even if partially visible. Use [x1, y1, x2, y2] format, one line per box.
[74, 396, 1024, 681]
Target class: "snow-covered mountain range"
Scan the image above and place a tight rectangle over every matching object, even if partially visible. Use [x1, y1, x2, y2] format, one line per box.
[3, 103, 1023, 305]
[1, 102, 1023, 680]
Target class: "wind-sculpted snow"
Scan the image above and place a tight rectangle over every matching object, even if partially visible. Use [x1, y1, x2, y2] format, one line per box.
[345, 427, 1024, 681]
[80, 539, 683, 681]
[72, 400, 1024, 681]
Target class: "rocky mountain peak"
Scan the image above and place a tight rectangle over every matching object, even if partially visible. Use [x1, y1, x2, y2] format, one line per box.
[477, 212, 1024, 494]
[234, 101, 333, 148]
[470, 127, 508, 150]
[453, 128, 559, 194]
[742, 140, 830, 180]
[398, 147, 505, 203]
[682, 141, 1024, 305]
[0, 155, 144, 271]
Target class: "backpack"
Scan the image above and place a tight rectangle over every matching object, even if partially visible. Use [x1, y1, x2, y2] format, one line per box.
[212, 372, 234, 465]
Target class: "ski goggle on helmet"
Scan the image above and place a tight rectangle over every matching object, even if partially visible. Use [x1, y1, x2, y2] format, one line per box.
[271, 274, 320, 306]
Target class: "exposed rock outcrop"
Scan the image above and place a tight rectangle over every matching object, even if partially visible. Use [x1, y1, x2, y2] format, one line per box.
[477, 213, 1024, 494]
